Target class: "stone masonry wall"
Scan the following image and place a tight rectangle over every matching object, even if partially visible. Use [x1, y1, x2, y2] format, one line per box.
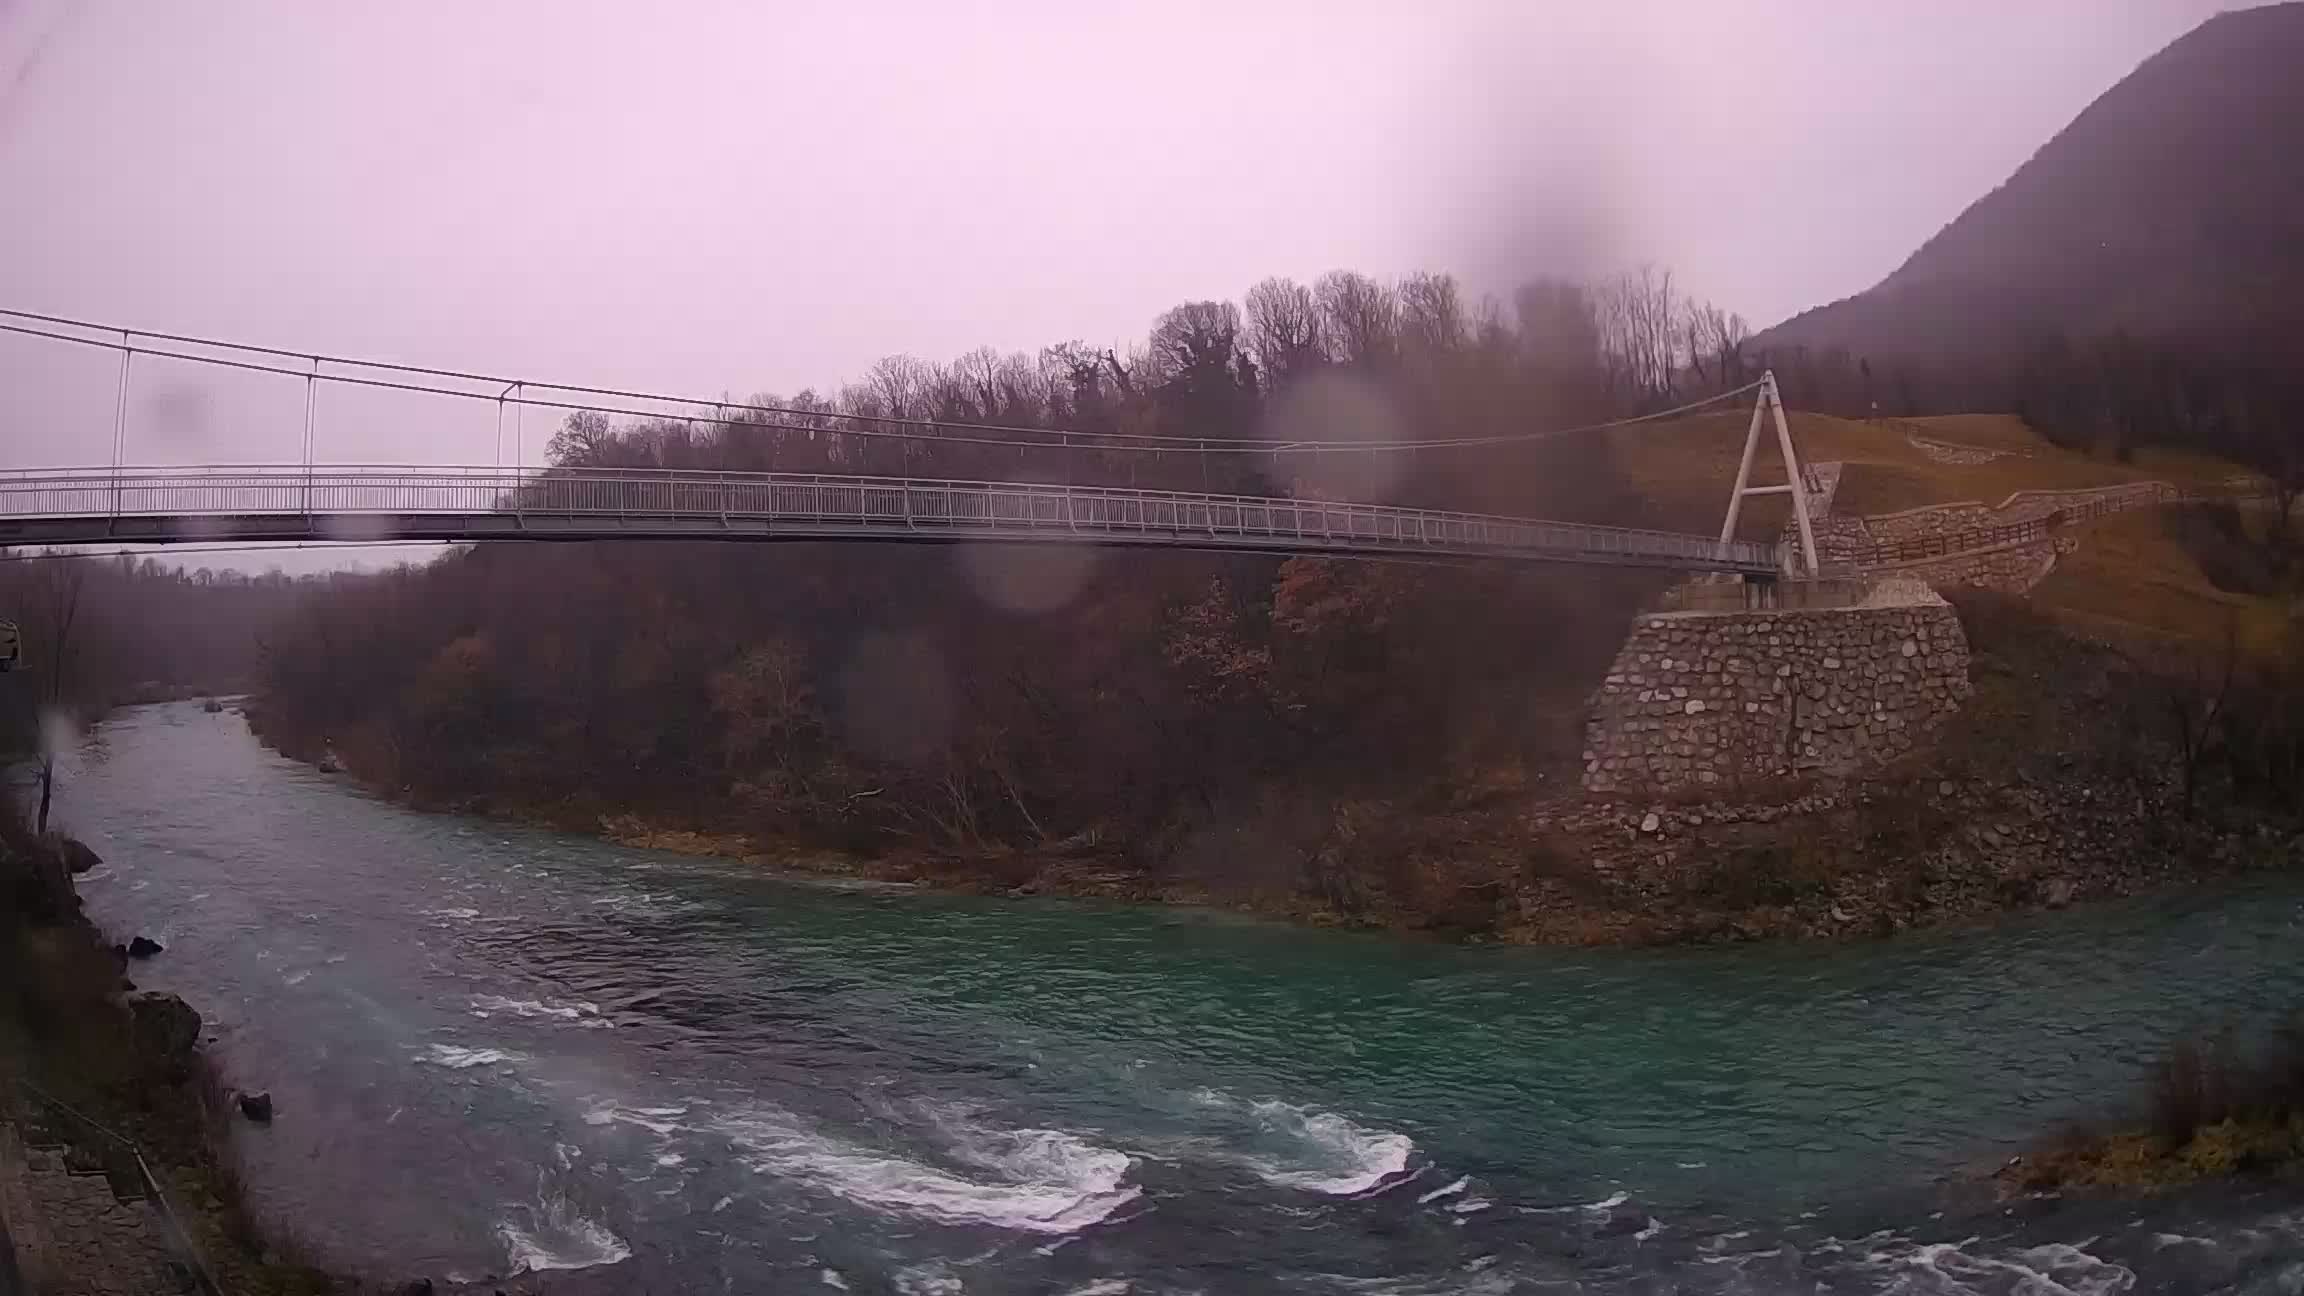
[1871, 535, 2079, 594]
[1861, 481, 2178, 544]
[1583, 595, 1972, 795]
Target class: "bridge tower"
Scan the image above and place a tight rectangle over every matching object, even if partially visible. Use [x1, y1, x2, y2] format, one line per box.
[1716, 371, 1821, 578]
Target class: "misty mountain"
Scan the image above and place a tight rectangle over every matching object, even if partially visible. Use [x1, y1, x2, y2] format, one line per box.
[1755, 2, 2304, 365]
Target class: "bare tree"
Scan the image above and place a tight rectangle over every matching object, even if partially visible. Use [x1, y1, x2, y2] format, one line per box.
[1594, 265, 1680, 404]
[546, 410, 616, 466]
[1397, 271, 1468, 359]
[1147, 301, 1244, 380]
[1684, 300, 1752, 393]
[2159, 616, 2240, 818]
[1243, 277, 1323, 384]
[864, 355, 935, 421]
[951, 346, 1005, 419]
[1314, 270, 1397, 368]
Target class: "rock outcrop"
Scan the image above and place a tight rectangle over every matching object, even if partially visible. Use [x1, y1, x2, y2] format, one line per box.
[124, 992, 200, 1074]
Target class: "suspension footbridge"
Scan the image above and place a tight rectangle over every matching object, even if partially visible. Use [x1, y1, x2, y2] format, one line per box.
[0, 311, 1800, 576]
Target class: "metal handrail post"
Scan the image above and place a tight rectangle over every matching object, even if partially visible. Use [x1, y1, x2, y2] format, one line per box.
[109, 337, 132, 527]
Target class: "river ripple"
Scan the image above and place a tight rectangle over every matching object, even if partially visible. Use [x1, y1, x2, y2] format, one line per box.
[52, 702, 2304, 1293]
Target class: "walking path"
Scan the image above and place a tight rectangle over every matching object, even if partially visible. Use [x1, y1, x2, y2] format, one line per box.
[0, 1122, 184, 1296]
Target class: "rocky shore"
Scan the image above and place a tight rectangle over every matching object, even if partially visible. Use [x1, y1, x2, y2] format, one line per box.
[5, 815, 631, 1295]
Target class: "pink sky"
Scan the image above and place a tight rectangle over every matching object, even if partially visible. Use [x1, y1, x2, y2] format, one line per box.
[0, 1, 2245, 565]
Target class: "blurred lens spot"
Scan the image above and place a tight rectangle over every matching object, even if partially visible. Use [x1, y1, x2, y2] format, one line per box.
[39, 706, 78, 760]
[320, 514, 398, 542]
[957, 542, 1096, 616]
[1259, 373, 1405, 503]
[170, 513, 231, 541]
[142, 382, 215, 456]
[837, 631, 951, 766]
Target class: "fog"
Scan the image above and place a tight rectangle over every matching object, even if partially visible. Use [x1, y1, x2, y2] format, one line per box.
[0, 0, 2237, 569]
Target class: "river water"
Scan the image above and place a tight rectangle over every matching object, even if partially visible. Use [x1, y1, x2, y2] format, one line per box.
[47, 702, 2304, 1293]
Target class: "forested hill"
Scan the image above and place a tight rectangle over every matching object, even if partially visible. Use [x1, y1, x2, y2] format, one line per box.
[248, 265, 1762, 912]
[1757, 2, 2304, 364]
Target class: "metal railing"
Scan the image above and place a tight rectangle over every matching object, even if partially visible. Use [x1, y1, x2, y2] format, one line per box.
[3, 1078, 223, 1295]
[0, 464, 1784, 574]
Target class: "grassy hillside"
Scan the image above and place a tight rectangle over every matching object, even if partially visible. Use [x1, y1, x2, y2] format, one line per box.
[1596, 408, 2247, 540]
[2033, 508, 2296, 660]
[1598, 405, 2286, 657]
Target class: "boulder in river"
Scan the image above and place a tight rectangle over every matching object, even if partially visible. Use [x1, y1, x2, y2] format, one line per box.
[237, 1091, 274, 1124]
[125, 991, 201, 1071]
[56, 836, 102, 875]
[126, 935, 164, 958]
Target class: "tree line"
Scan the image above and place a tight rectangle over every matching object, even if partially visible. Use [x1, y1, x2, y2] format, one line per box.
[244, 256, 2304, 919]
[250, 266, 1751, 904]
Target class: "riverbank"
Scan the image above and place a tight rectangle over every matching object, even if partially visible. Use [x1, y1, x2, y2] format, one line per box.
[0, 825, 349, 1294]
[1999, 1024, 2304, 1197]
[255, 590, 2303, 948]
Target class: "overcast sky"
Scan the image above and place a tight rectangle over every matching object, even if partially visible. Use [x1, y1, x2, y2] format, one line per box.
[0, 0, 2244, 566]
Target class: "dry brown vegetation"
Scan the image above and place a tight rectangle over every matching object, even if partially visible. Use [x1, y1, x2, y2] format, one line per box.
[2006, 1025, 2304, 1194]
[1599, 407, 2248, 540]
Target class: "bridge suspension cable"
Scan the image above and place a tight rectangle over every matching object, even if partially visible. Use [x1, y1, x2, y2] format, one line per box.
[0, 307, 1763, 458]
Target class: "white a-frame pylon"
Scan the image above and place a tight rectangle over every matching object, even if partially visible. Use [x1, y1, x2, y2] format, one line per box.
[1717, 370, 1820, 578]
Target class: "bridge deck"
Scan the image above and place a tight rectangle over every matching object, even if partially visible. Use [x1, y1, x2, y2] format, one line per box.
[0, 466, 1781, 575]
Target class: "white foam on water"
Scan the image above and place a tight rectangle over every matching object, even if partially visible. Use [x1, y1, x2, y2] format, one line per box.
[1183, 1091, 1415, 1196]
[283, 970, 310, 986]
[580, 1101, 689, 1135]
[1632, 1217, 1665, 1241]
[1417, 1177, 1468, 1204]
[1585, 1191, 1629, 1211]
[1449, 1196, 1493, 1215]
[821, 1269, 851, 1290]
[416, 1044, 521, 1070]
[655, 1153, 685, 1167]
[470, 994, 611, 1027]
[589, 891, 704, 920]
[1061, 1282, 1131, 1295]
[424, 906, 481, 921]
[715, 1103, 1138, 1234]
[1857, 1235, 2137, 1296]
[893, 1260, 966, 1294]
[494, 1195, 631, 1275]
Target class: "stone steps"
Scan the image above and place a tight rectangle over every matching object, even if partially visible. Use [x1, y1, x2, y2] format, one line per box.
[2, 1123, 189, 1295]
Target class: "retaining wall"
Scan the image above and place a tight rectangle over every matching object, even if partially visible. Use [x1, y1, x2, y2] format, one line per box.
[1583, 593, 1972, 795]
